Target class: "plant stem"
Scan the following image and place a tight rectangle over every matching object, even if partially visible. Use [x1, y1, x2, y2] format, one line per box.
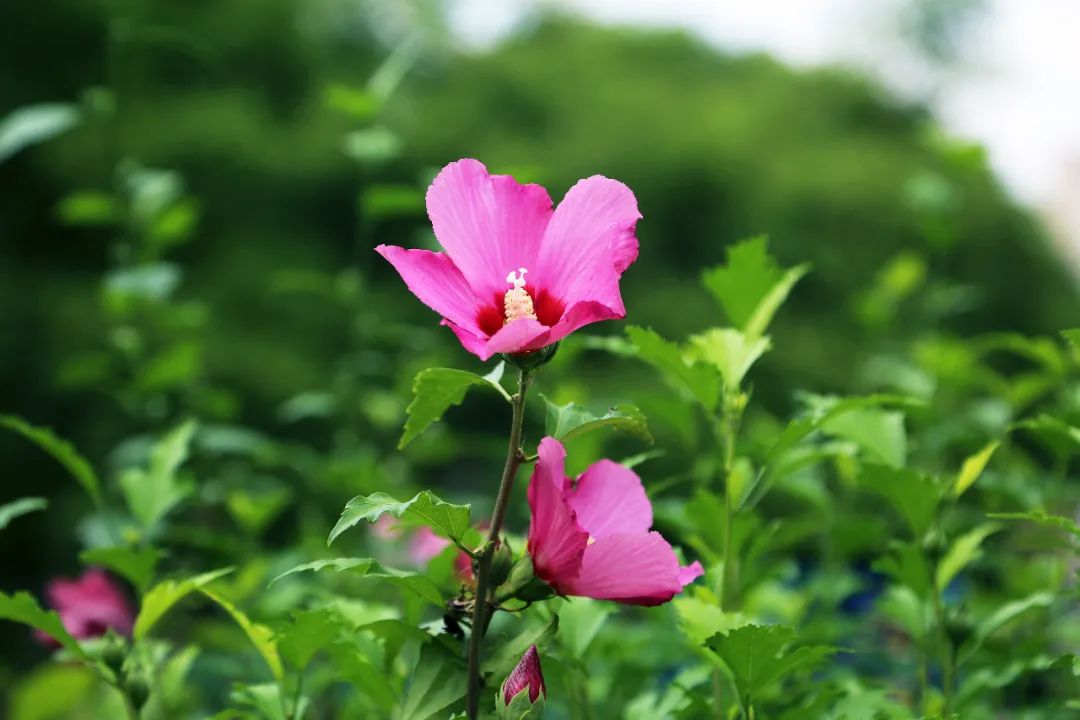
[932, 581, 954, 716]
[718, 394, 743, 612]
[466, 368, 531, 719]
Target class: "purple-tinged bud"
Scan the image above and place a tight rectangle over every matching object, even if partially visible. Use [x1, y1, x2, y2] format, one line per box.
[497, 644, 546, 719]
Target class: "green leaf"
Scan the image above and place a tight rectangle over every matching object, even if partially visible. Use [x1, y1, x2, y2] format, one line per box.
[0, 591, 89, 661]
[8, 664, 96, 720]
[989, 510, 1080, 540]
[543, 396, 652, 444]
[56, 190, 116, 226]
[483, 615, 559, 679]
[701, 236, 809, 337]
[1015, 414, 1080, 461]
[120, 419, 198, 528]
[705, 624, 834, 703]
[936, 523, 1000, 590]
[859, 464, 942, 539]
[626, 326, 721, 411]
[0, 497, 47, 530]
[0, 415, 101, 504]
[200, 588, 284, 682]
[674, 595, 748, 645]
[79, 545, 160, 594]
[0, 103, 80, 164]
[953, 441, 1000, 497]
[399, 642, 467, 720]
[134, 567, 234, 640]
[399, 364, 509, 448]
[873, 542, 932, 599]
[820, 407, 907, 468]
[269, 557, 444, 606]
[327, 490, 471, 547]
[557, 598, 614, 658]
[277, 607, 350, 670]
[958, 592, 1054, 665]
[1063, 329, 1080, 349]
[686, 328, 771, 389]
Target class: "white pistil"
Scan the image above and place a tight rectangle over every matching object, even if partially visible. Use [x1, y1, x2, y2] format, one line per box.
[503, 267, 537, 323]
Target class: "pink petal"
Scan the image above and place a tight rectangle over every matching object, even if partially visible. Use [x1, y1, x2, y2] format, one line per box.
[564, 460, 652, 539]
[408, 527, 452, 566]
[44, 569, 134, 639]
[564, 531, 698, 606]
[527, 438, 588, 589]
[426, 159, 553, 298]
[502, 644, 546, 704]
[544, 300, 625, 345]
[375, 246, 485, 335]
[534, 176, 640, 314]
[444, 317, 550, 362]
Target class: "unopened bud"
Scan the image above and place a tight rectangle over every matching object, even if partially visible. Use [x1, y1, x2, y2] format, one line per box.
[497, 644, 546, 719]
[101, 630, 127, 676]
[498, 557, 554, 603]
[501, 342, 559, 372]
[125, 673, 150, 710]
[490, 541, 514, 587]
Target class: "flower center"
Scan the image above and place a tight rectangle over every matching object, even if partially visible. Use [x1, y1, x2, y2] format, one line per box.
[503, 268, 537, 323]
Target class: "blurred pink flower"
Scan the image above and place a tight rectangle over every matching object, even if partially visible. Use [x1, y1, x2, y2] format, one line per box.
[502, 644, 546, 705]
[409, 526, 452, 565]
[38, 568, 134, 645]
[370, 514, 401, 540]
[527, 438, 703, 606]
[376, 159, 641, 360]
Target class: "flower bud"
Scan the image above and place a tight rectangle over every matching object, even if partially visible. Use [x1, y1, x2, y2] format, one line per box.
[489, 540, 514, 587]
[101, 630, 127, 676]
[497, 557, 554, 603]
[501, 341, 559, 371]
[125, 674, 150, 710]
[496, 644, 546, 719]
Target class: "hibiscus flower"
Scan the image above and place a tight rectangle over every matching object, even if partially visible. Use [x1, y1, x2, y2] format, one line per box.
[376, 159, 640, 360]
[526, 437, 702, 605]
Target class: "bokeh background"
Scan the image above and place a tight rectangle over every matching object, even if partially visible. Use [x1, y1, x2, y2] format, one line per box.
[1, 0, 1078, 712]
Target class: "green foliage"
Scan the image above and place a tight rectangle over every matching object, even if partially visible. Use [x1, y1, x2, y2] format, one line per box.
[686, 328, 771, 389]
[0, 415, 101, 504]
[859, 464, 943, 539]
[0, 592, 90, 662]
[270, 557, 444, 605]
[400, 364, 510, 448]
[134, 567, 234, 640]
[625, 326, 721, 411]
[705, 624, 835, 706]
[0, 497, 47, 531]
[119, 420, 198, 529]
[200, 588, 284, 682]
[328, 490, 471, 547]
[78, 545, 160, 594]
[399, 643, 467, 720]
[0, 103, 79, 164]
[701, 236, 810, 338]
[543, 396, 651, 444]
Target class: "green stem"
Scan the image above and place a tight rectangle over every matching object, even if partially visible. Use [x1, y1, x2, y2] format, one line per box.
[932, 581, 954, 716]
[465, 368, 531, 719]
[718, 394, 743, 612]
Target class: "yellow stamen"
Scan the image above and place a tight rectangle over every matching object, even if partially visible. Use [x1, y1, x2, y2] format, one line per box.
[504, 268, 537, 323]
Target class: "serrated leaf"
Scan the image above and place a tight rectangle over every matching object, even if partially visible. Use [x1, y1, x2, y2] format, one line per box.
[269, 557, 444, 606]
[0, 103, 80, 164]
[327, 490, 470, 547]
[674, 596, 748, 645]
[686, 328, 771, 389]
[859, 464, 942, 539]
[705, 624, 834, 703]
[400, 364, 509, 448]
[120, 419, 197, 528]
[134, 567, 234, 640]
[989, 510, 1080, 540]
[0, 591, 89, 661]
[0, 497, 47, 530]
[79, 545, 160, 594]
[0, 415, 101, 504]
[277, 607, 350, 670]
[543, 396, 652, 444]
[936, 523, 1000, 590]
[200, 588, 283, 682]
[626, 326, 721, 411]
[701, 236, 808, 337]
[954, 441, 1000, 497]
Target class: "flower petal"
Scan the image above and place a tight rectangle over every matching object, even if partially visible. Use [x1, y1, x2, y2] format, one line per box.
[565, 531, 697, 606]
[426, 159, 553, 298]
[564, 460, 652, 539]
[376, 245, 484, 334]
[528, 438, 588, 589]
[534, 176, 640, 312]
[445, 317, 550, 361]
[544, 300, 624, 345]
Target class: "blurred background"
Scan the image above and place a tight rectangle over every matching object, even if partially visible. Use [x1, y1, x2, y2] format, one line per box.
[1, 0, 1078, 709]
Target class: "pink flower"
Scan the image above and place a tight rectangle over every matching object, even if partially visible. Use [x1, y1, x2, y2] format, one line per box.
[408, 526, 452, 565]
[502, 644, 546, 705]
[376, 159, 641, 360]
[527, 438, 703, 606]
[39, 569, 134, 644]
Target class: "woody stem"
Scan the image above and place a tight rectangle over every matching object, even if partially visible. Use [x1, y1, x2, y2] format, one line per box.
[466, 368, 531, 719]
